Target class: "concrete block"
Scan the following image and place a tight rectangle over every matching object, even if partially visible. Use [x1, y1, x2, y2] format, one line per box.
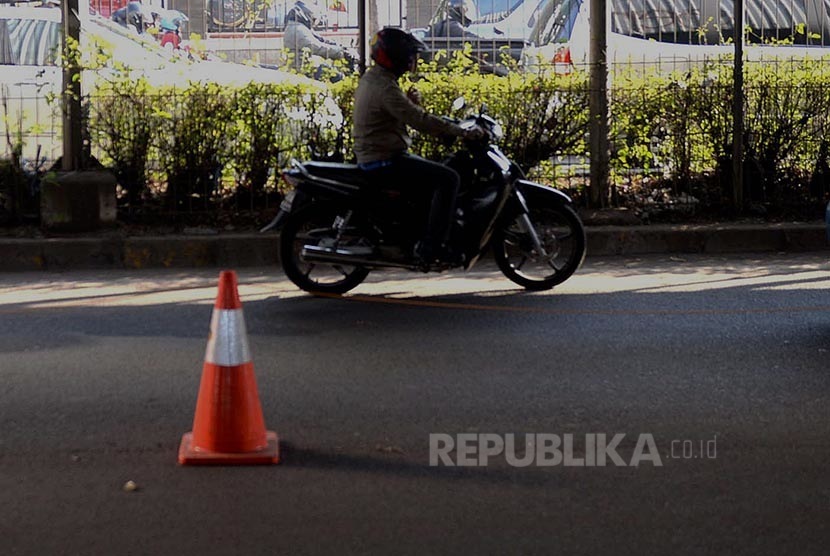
[40, 170, 117, 231]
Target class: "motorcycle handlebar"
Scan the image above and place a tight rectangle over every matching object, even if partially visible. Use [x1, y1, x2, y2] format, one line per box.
[441, 115, 498, 145]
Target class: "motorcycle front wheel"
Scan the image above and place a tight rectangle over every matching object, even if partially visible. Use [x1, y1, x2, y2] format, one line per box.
[279, 205, 370, 295]
[493, 204, 586, 291]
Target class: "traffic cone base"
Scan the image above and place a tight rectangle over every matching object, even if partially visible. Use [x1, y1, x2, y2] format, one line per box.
[178, 431, 279, 465]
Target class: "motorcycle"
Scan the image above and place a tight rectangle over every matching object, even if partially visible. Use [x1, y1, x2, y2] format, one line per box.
[262, 98, 586, 294]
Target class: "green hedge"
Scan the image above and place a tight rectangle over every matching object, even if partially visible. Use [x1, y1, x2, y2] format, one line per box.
[85, 55, 593, 213]
[88, 78, 334, 214]
[610, 58, 830, 211]
[76, 54, 830, 216]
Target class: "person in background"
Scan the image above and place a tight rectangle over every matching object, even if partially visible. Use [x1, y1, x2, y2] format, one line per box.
[141, 4, 163, 36]
[427, 0, 480, 39]
[111, 1, 145, 34]
[158, 10, 188, 49]
[283, 0, 356, 80]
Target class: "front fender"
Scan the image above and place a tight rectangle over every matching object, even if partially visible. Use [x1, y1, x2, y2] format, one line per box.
[516, 180, 573, 207]
[501, 180, 573, 221]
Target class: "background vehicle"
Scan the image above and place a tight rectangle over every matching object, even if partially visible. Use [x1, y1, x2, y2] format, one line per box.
[266, 100, 586, 295]
[522, 0, 830, 73]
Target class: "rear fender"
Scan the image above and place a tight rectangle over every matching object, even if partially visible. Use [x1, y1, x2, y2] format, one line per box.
[261, 163, 363, 233]
[260, 189, 310, 232]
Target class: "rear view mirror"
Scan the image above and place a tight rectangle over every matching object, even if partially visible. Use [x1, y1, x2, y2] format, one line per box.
[452, 96, 466, 111]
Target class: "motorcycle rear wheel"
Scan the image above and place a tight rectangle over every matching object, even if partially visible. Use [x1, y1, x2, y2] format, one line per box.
[493, 204, 586, 291]
[280, 205, 370, 295]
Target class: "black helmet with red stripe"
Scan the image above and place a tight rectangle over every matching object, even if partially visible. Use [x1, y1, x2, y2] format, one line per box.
[370, 27, 427, 77]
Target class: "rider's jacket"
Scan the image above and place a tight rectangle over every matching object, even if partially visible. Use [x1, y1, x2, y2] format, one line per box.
[284, 19, 345, 70]
[352, 65, 465, 164]
[427, 17, 480, 39]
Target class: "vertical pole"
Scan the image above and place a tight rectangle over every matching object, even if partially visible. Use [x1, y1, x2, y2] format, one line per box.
[368, 0, 379, 48]
[732, 0, 744, 210]
[358, 0, 367, 74]
[62, 0, 82, 171]
[589, 0, 609, 208]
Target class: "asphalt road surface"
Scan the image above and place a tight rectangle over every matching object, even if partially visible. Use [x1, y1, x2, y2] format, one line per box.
[2, 254, 830, 555]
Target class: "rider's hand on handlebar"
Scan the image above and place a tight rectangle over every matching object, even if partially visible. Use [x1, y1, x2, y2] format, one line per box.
[407, 86, 423, 106]
[343, 48, 359, 66]
[463, 126, 488, 142]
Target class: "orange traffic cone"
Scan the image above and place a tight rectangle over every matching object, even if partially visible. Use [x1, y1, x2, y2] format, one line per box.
[178, 270, 279, 465]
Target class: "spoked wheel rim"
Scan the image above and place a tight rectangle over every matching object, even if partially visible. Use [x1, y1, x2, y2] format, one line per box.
[496, 205, 585, 288]
[292, 225, 362, 287]
[281, 206, 370, 294]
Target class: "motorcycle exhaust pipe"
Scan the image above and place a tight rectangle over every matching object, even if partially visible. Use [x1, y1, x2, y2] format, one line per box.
[301, 245, 414, 270]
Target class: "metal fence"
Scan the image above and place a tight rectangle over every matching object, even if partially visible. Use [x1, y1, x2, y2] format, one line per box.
[2, 0, 830, 225]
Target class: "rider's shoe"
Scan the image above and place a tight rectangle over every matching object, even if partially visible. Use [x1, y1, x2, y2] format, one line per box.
[413, 240, 435, 264]
[437, 243, 465, 266]
[414, 241, 465, 267]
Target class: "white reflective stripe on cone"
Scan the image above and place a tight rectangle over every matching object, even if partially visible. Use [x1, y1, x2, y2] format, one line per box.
[205, 308, 252, 367]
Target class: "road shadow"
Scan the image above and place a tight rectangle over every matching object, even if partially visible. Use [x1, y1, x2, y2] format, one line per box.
[278, 441, 564, 488]
[3, 259, 830, 351]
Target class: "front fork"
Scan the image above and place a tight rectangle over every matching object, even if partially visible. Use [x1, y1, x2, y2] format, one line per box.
[518, 213, 549, 259]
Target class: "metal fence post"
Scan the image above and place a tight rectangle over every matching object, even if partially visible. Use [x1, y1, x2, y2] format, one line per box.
[358, 0, 367, 74]
[732, 0, 744, 211]
[62, 0, 82, 171]
[589, 0, 609, 208]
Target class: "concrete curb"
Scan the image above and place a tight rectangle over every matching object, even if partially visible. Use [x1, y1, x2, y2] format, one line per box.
[586, 223, 828, 256]
[0, 235, 280, 271]
[0, 223, 826, 271]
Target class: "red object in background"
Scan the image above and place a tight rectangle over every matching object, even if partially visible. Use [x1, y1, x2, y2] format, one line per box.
[89, 0, 128, 18]
[552, 46, 572, 65]
[160, 30, 180, 49]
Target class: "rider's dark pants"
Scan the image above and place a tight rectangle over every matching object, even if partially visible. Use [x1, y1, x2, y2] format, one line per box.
[364, 153, 460, 248]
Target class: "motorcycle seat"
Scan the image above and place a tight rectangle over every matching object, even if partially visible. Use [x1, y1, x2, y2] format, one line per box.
[304, 161, 373, 188]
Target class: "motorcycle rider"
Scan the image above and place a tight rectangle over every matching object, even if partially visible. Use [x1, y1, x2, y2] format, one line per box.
[283, 0, 356, 81]
[141, 4, 163, 36]
[353, 27, 485, 264]
[158, 10, 188, 49]
[427, 0, 480, 39]
[111, 1, 145, 34]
